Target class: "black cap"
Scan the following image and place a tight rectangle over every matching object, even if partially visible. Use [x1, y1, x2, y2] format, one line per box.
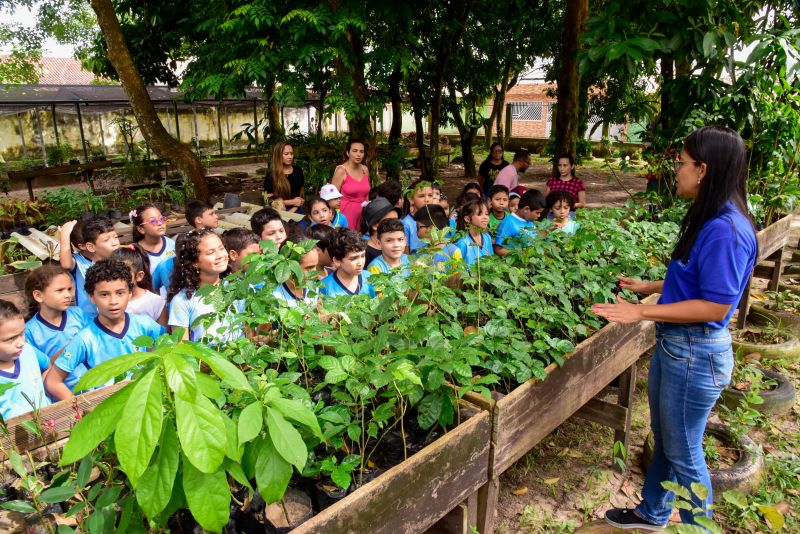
[363, 197, 397, 228]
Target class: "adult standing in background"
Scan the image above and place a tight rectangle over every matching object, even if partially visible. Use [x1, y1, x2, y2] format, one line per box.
[265, 141, 305, 213]
[331, 139, 370, 231]
[493, 149, 531, 191]
[592, 126, 757, 531]
[478, 142, 509, 195]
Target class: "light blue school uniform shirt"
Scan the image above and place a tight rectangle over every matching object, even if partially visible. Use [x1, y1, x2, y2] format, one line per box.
[494, 213, 537, 248]
[331, 211, 348, 228]
[320, 270, 376, 298]
[168, 287, 244, 344]
[152, 256, 175, 296]
[71, 253, 96, 316]
[455, 232, 493, 266]
[367, 254, 410, 275]
[0, 344, 51, 420]
[272, 283, 319, 308]
[55, 313, 166, 390]
[145, 236, 176, 276]
[25, 307, 90, 391]
[402, 214, 425, 253]
[557, 220, 580, 234]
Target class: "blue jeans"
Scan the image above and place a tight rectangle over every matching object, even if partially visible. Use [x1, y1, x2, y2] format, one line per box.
[636, 323, 734, 527]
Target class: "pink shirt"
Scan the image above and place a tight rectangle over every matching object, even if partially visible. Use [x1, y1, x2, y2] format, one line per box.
[493, 164, 519, 189]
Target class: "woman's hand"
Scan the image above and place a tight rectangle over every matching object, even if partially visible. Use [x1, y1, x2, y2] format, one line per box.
[616, 275, 651, 293]
[590, 295, 644, 324]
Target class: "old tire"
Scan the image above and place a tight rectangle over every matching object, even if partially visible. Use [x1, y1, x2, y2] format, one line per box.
[718, 368, 797, 416]
[642, 422, 764, 498]
[747, 302, 800, 336]
[778, 281, 800, 297]
[732, 330, 800, 362]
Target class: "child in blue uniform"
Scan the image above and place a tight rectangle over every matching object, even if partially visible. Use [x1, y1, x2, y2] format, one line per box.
[130, 203, 176, 277]
[251, 207, 287, 247]
[185, 199, 219, 230]
[24, 264, 90, 390]
[494, 189, 545, 256]
[545, 191, 580, 234]
[320, 228, 376, 298]
[45, 259, 165, 400]
[59, 217, 120, 316]
[414, 205, 463, 269]
[110, 246, 168, 326]
[367, 218, 409, 275]
[455, 200, 494, 266]
[0, 301, 50, 420]
[168, 229, 242, 343]
[402, 180, 434, 254]
[223, 228, 262, 273]
[320, 184, 349, 228]
[272, 230, 321, 308]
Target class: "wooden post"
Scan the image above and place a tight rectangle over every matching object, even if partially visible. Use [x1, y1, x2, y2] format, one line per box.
[51, 103, 60, 146]
[216, 102, 224, 156]
[768, 248, 784, 292]
[192, 106, 199, 152]
[98, 114, 108, 155]
[225, 104, 231, 143]
[613, 364, 637, 470]
[172, 101, 181, 142]
[35, 108, 48, 167]
[16, 113, 28, 158]
[76, 103, 89, 162]
[252, 99, 258, 148]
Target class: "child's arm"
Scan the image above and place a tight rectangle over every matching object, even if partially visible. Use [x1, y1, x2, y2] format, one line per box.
[493, 244, 511, 257]
[157, 303, 169, 329]
[167, 297, 192, 341]
[576, 190, 586, 209]
[45, 366, 73, 401]
[59, 220, 78, 271]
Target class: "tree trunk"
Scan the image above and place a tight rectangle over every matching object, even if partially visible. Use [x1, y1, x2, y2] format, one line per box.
[483, 69, 518, 150]
[90, 0, 208, 199]
[553, 0, 589, 175]
[263, 76, 283, 144]
[451, 99, 477, 178]
[408, 80, 431, 181]
[388, 65, 403, 145]
[659, 55, 674, 134]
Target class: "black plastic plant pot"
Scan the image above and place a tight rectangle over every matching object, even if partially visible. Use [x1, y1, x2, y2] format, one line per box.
[315, 479, 348, 510]
[110, 209, 122, 219]
[347, 467, 384, 494]
[378, 430, 408, 467]
[264, 488, 314, 534]
[69, 159, 80, 165]
[12, 227, 31, 236]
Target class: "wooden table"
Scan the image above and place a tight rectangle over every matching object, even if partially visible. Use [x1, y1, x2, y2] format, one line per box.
[8, 161, 114, 200]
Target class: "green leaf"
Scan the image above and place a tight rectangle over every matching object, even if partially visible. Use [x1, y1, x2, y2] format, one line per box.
[115, 369, 163, 487]
[722, 489, 748, 509]
[661, 480, 691, 500]
[255, 437, 292, 504]
[222, 413, 241, 462]
[690, 482, 709, 502]
[694, 516, 724, 534]
[182, 457, 230, 533]
[270, 398, 323, 440]
[8, 450, 27, 477]
[163, 352, 197, 401]
[0, 383, 17, 396]
[1, 500, 37, 513]
[392, 360, 422, 386]
[195, 372, 222, 400]
[74, 352, 157, 392]
[39, 486, 77, 503]
[194, 353, 253, 394]
[266, 407, 308, 471]
[76, 457, 92, 489]
[136, 421, 180, 519]
[175, 391, 226, 473]
[757, 504, 785, 532]
[61, 383, 134, 465]
[331, 465, 352, 490]
[238, 402, 263, 445]
[702, 31, 716, 57]
[417, 392, 442, 430]
[224, 458, 253, 492]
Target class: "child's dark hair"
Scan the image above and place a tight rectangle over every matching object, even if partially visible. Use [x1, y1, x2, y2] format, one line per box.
[413, 204, 450, 230]
[457, 200, 488, 231]
[328, 227, 366, 261]
[130, 203, 159, 242]
[111, 245, 154, 292]
[370, 179, 403, 207]
[82, 217, 115, 244]
[455, 182, 482, 208]
[513, 149, 531, 162]
[404, 178, 432, 214]
[168, 229, 227, 301]
[344, 138, 367, 161]
[250, 207, 284, 237]
[0, 300, 23, 322]
[545, 190, 576, 211]
[519, 189, 546, 211]
[308, 224, 335, 253]
[69, 220, 85, 248]
[284, 221, 308, 244]
[222, 228, 260, 254]
[376, 218, 405, 239]
[557, 152, 577, 177]
[85, 259, 135, 295]
[24, 263, 71, 316]
[185, 200, 214, 228]
[488, 184, 510, 199]
[305, 197, 330, 224]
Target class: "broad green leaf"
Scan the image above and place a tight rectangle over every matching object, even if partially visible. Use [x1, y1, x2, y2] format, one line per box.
[115, 370, 163, 487]
[1, 500, 37, 513]
[163, 352, 197, 400]
[74, 352, 157, 391]
[757, 504, 785, 532]
[136, 421, 180, 518]
[392, 360, 422, 386]
[266, 408, 308, 471]
[224, 458, 253, 492]
[690, 482, 709, 502]
[0, 383, 17, 396]
[270, 398, 323, 440]
[222, 413, 241, 462]
[39, 485, 77, 503]
[195, 372, 222, 400]
[238, 402, 263, 445]
[76, 457, 92, 489]
[702, 31, 716, 57]
[255, 437, 292, 504]
[61, 383, 134, 465]
[195, 354, 253, 394]
[694, 516, 724, 534]
[8, 450, 27, 477]
[661, 480, 691, 500]
[175, 392, 226, 473]
[722, 489, 748, 509]
[182, 458, 230, 533]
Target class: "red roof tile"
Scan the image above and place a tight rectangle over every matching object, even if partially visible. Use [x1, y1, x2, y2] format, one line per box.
[37, 57, 97, 85]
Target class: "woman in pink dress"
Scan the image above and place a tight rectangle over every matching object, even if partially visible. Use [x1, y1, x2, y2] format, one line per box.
[331, 139, 370, 231]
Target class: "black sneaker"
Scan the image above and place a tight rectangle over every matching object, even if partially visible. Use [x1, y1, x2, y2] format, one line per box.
[604, 508, 666, 531]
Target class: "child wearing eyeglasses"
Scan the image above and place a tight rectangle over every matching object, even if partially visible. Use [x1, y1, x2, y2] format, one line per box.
[129, 203, 176, 276]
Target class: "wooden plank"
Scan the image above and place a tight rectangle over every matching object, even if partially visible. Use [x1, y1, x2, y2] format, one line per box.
[613, 364, 637, 469]
[426, 503, 468, 534]
[756, 214, 792, 262]
[0, 290, 27, 313]
[0, 381, 127, 453]
[573, 397, 628, 431]
[0, 273, 29, 294]
[292, 407, 491, 534]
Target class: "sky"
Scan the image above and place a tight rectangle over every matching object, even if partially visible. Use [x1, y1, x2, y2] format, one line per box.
[4, 4, 77, 57]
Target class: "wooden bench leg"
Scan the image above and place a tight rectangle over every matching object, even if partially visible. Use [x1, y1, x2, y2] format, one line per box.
[475, 477, 499, 534]
[736, 275, 753, 330]
[613, 363, 637, 470]
[769, 248, 784, 292]
[426, 492, 480, 534]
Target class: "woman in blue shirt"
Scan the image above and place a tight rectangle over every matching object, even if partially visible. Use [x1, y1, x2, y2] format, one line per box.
[592, 127, 757, 531]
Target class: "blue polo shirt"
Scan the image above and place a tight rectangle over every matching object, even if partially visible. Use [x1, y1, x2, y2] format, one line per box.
[71, 253, 96, 316]
[0, 344, 51, 420]
[494, 214, 537, 248]
[145, 236, 176, 276]
[455, 232, 494, 266]
[152, 256, 175, 295]
[25, 307, 90, 391]
[402, 214, 425, 253]
[367, 254, 410, 275]
[660, 202, 757, 329]
[320, 271, 376, 298]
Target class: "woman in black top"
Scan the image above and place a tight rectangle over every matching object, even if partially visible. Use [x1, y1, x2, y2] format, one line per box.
[265, 141, 305, 213]
[478, 142, 509, 195]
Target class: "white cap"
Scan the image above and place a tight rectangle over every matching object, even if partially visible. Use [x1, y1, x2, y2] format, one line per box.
[320, 183, 343, 201]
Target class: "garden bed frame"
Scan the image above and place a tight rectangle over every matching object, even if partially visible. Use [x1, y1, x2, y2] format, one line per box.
[464, 294, 659, 534]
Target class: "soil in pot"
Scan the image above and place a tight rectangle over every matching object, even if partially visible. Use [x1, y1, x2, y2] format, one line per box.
[264, 488, 313, 533]
[314, 479, 348, 510]
[703, 432, 739, 471]
[732, 327, 800, 361]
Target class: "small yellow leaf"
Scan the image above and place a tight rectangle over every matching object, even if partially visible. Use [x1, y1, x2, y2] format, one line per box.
[543, 477, 560, 485]
[511, 486, 528, 496]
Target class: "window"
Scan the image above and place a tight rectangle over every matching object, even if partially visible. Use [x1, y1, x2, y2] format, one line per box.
[510, 102, 543, 121]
